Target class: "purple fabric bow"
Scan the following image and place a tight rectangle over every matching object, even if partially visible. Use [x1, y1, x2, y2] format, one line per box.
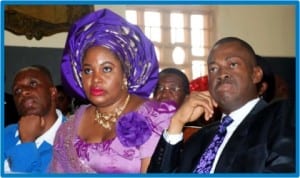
[116, 112, 152, 147]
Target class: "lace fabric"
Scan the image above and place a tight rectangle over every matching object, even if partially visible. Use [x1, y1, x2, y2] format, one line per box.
[48, 100, 176, 173]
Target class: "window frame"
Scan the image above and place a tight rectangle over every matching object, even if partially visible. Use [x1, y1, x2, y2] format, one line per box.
[125, 5, 215, 80]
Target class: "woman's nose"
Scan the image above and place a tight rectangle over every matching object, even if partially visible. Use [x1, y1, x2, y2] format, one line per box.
[92, 72, 103, 83]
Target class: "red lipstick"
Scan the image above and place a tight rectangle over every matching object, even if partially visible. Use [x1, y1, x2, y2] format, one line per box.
[90, 87, 104, 96]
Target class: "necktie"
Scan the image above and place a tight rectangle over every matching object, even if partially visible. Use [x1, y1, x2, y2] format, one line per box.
[193, 115, 233, 173]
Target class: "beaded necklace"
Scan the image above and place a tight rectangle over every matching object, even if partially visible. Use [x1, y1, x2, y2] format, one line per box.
[94, 95, 130, 130]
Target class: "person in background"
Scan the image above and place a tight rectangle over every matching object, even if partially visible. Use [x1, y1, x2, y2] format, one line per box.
[48, 8, 176, 173]
[4, 65, 67, 173]
[274, 74, 290, 100]
[4, 92, 19, 127]
[148, 36, 295, 173]
[4, 75, 19, 127]
[256, 55, 276, 103]
[153, 68, 190, 107]
[153, 68, 196, 141]
[55, 85, 72, 116]
[256, 55, 290, 102]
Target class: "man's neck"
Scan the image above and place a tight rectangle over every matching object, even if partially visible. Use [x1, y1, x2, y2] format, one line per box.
[42, 110, 58, 134]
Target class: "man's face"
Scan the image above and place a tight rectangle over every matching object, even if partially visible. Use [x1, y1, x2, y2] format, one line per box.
[154, 73, 186, 106]
[12, 68, 55, 117]
[207, 41, 261, 113]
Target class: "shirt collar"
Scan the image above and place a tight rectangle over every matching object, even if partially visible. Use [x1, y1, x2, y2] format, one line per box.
[222, 98, 260, 127]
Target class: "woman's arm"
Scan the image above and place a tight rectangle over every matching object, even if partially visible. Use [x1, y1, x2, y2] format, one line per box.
[140, 157, 151, 173]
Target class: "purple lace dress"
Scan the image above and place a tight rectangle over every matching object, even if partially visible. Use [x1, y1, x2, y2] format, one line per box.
[48, 100, 176, 173]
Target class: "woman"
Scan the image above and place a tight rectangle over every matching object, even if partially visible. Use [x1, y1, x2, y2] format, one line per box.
[49, 9, 176, 173]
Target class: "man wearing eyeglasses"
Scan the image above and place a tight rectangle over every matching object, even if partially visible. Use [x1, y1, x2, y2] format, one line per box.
[153, 68, 190, 107]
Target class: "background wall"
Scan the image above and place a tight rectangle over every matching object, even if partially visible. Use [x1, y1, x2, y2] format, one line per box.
[215, 5, 295, 57]
[5, 5, 295, 54]
[4, 5, 296, 94]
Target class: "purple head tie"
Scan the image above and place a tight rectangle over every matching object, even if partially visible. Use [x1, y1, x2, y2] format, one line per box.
[61, 8, 159, 99]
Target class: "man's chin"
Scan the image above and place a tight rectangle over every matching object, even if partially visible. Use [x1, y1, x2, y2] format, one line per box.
[20, 110, 40, 117]
[215, 95, 235, 107]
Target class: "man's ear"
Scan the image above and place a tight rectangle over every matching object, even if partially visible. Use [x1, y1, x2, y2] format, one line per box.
[252, 66, 263, 84]
[50, 87, 58, 98]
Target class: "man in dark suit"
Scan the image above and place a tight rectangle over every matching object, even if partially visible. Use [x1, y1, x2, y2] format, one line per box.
[147, 37, 295, 173]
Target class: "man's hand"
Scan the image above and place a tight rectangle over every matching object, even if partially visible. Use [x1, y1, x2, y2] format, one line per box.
[18, 115, 46, 143]
[167, 91, 217, 134]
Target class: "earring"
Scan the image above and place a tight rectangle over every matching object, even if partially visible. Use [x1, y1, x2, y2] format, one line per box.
[122, 78, 128, 90]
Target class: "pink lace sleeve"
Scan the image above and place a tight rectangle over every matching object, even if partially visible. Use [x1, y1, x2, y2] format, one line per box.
[48, 107, 95, 173]
[139, 101, 176, 158]
[48, 119, 68, 173]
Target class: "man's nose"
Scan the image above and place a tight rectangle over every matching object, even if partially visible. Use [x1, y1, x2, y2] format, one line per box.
[21, 87, 31, 96]
[217, 68, 230, 81]
[161, 89, 173, 97]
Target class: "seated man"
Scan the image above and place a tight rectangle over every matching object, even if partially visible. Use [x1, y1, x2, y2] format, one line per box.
[4, 65, 67, 173]
[153, 68, 198, 141]
[256, 55, 276, 102]
[148, 37, 295, 173]
[153, 67, 190, 107]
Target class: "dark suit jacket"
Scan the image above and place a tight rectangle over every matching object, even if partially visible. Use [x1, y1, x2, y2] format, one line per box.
[148, 99, 295, 173]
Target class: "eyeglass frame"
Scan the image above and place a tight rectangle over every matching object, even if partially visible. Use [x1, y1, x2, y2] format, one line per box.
[156, 85, 182, 93]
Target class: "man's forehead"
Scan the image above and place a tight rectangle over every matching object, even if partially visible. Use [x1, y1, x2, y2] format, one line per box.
[14, 68, 47, 82]
[18, 66, 41, 73]
[17, 67, 41, 76]
[159, 74, 183, 82]
[208, 42, 252, 60]
[214, 41, 245, 52]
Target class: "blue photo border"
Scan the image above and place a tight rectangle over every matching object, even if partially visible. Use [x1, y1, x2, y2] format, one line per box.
[0, 0, 299, 178]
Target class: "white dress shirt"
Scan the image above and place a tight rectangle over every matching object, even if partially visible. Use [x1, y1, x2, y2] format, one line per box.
[210, 98, 259, 172]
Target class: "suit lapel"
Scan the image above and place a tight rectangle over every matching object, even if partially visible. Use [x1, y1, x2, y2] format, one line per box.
[214, 99, 268, 172]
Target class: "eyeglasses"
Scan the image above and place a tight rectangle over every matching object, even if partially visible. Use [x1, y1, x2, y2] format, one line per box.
[156, 85, 182, 93]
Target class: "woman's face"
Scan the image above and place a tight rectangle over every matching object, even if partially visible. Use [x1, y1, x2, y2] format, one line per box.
[81, 46, 125, 107]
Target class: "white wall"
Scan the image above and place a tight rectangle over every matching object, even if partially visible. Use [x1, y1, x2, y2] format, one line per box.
[5, 5, 296, 56]
[215, 5, 295, 57]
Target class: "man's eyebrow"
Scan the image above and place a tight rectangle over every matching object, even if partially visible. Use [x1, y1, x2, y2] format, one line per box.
[207, 60, 215, 65]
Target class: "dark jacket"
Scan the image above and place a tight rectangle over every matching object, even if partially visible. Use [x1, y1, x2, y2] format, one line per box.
[148, 99, 295, 173]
